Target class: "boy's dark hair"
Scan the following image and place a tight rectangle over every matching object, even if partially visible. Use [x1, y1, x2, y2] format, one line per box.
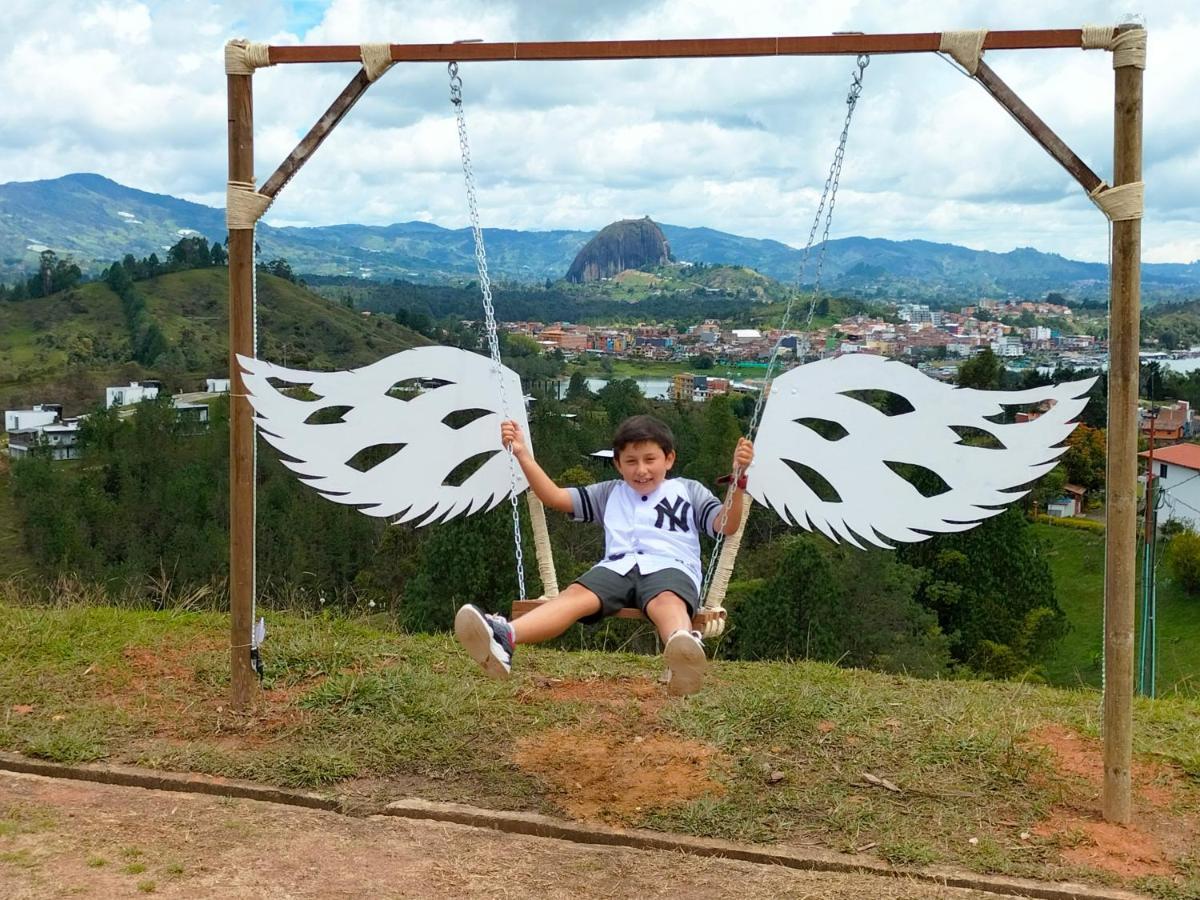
[612, 414, 675, 457]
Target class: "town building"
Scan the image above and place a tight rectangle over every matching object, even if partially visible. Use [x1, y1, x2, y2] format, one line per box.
[1141, 443, 1200, 531]
[5, 405, 61, 433]
[1140, 401, 1191, 443]
[106, 381, 162, 408]
[5, 405, 82, 461]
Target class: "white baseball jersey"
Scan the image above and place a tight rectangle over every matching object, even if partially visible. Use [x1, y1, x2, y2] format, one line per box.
[569, 478, 724, 591]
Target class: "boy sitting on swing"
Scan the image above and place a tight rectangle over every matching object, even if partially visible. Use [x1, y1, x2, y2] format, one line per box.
[455, 413, 754, 696]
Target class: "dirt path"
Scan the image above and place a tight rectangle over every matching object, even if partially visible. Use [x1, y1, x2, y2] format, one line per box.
[0, 771, 1044, 900]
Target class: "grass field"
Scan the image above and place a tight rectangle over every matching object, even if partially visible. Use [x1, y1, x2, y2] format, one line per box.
[0, 455, 30, 574]
[1035, 523, 1200, 697]
[0, 601, 1197, 896]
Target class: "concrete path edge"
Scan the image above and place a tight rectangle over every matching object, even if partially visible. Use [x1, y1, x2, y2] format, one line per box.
[0, 751, 1148, 900]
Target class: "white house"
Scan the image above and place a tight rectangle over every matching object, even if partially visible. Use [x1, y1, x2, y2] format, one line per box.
[106, 381, 160, 408]
[206, 378, 231, 393]
[731, 329, 762, 343]
[6, 406, 82, 461]
[1141, 443, 1200, 531]
[5, 405, 61, 433]
[35, 421, 83, 460]
[173, 400, 210, 430]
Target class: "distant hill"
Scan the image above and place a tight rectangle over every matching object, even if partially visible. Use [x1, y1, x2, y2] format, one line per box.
[0, 267, 429, 410]
[2, 173, 1199, 303]
[566, 217, 671, 283]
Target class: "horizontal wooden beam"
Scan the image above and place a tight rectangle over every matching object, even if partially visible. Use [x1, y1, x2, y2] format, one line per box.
[266, 30, 1084, 65]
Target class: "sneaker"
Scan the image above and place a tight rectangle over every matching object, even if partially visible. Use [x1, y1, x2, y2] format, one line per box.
[454, 604, 514, 678]
[664, 629, 707, 697]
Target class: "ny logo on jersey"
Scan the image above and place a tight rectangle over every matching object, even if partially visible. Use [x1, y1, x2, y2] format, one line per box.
[654, 496, 691, 533]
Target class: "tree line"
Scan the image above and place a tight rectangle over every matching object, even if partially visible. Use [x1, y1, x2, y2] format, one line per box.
[10, 377, 1071, 682]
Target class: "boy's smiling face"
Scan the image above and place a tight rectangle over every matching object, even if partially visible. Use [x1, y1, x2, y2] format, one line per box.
[614, 440, 675, 496]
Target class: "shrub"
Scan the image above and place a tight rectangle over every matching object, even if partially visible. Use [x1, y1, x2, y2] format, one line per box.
[1167, 529, 1200, 594]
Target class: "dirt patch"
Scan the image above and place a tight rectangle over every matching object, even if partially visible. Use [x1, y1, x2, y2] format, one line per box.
[1027, 723, 1181, 806]
[1033, 810, 1173, 877]
[514, 726, 726, 822]
[0, 770, 1035, 900]
[96, 642, 314, 751]
[520, 675, 665, 722]
[511, 675, 721, 822]
[1024, 722, 1197, 880]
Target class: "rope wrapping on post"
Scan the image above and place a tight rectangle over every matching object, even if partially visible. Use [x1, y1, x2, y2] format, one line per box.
[700, 495, 753, 638]
[226, 181, 273, 230]
[1089, 180, 1144, 222]
[360, 43, 395, 82]
[939, 29, 987, 75]
[526, 492, 560, 598]
[1082, 25, 1147, 69]
[225, 40, 273, 75]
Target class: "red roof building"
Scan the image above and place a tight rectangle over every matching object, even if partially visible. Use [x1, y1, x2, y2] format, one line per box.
[1139, 442, 1200, 472]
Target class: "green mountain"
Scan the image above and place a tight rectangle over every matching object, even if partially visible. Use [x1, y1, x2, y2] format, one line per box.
[0, 267, 429, 413]
[3, 173, 1199, 303]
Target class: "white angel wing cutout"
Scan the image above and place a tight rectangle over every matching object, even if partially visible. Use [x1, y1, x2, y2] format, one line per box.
[748, 354, 1096, 548]
[236, 346, 530, 526]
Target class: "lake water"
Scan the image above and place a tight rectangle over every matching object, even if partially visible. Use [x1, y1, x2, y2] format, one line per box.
[1034, 357, 1200, 378]
[583, 358, 1200, 398]
[584, 377, 673, 398]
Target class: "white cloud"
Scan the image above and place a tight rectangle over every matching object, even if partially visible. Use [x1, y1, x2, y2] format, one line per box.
[0, 0, 1195, 265]
[80, 2, 153, 44]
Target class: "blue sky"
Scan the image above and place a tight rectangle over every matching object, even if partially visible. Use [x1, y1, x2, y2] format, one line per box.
[1, 1, 1196, 264]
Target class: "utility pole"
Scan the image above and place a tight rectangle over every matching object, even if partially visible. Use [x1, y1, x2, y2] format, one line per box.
[1102, 23, 1145, 824]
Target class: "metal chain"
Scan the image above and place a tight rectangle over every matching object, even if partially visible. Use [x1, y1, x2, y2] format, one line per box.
[449, 62, 527, 601]
[747, 53, 868, 440]
[700, 55, 869, 605]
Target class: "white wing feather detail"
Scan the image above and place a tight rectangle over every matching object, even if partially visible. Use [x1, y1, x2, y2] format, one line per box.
[747, 354, 1096, 548]
[236, 346, 530, 526]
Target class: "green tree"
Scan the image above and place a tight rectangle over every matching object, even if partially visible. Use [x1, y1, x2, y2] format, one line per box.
[682, 394, 741, 488]
[729, 535, 950, 675]
[167, 236, 213, 270]
[957, 348, 1001, 390]
[1166, 529, 1200, 594]
[261, 257, 297, 283]
[401, 505, 536, 631]
[502, 332, 541, 358]
[135, 323, 169, 366]
[1062, 424, 1106, 493]
[898, 508, 1066, 677]
[1028, 464, 1068, 513]
[596, 378, 647, 427]
[566, 370, 593, 401]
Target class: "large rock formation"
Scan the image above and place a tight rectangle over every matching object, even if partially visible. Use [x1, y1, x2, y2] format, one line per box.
[565, 217, 671, 283]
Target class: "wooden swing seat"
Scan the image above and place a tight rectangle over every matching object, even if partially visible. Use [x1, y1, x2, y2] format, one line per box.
[511, 597, 725, 629]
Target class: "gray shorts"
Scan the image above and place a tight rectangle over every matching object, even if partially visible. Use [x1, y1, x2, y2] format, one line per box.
[573, 564, 699, 625]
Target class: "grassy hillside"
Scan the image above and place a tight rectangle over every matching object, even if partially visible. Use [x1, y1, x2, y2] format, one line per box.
[0, 268, 429, 411]
[1037, 523, 1200, 696]
[0, 454, 30, 573]
[0, 602, 1196, 895]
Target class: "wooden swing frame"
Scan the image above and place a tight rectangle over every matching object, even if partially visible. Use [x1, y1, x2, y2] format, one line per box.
[225, 26, 1145, 826]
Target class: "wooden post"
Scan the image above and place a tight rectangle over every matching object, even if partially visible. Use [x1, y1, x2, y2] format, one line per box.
[1102, 27, 1143, 825]
[227, 62, 258, 711]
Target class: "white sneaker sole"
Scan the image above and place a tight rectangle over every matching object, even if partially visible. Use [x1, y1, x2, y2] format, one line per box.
[664, 632, 706, 697]
[454, 606, 511, 679]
